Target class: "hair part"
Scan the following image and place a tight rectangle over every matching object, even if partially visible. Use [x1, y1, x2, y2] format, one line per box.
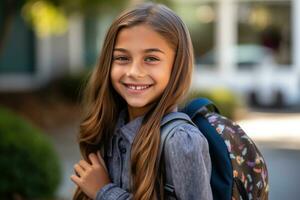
[73, 3, 194, 200]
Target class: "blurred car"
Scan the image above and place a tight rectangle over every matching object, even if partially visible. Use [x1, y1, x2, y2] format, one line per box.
[192, 44, 299, 107]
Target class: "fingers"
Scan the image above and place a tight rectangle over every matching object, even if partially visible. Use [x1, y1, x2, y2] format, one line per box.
[89, 152, 108, 174]
[97, 151, 108, 172]
[71, 151, 110, 195]
[74, 163, 85, 177]
[72, 152, 107, 180]
[70, 174, 81, 186]
[73, 159, 90, 179]
[75, 152, 104, 170]
[79, 159, 90, 170]
[89, 153, 100, 166]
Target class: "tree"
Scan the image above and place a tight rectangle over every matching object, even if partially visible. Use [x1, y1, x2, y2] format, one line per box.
[0, 0, 172, 55]
[0, 0, 128, 55]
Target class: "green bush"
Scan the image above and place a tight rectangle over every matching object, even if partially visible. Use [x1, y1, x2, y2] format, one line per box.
[183, 88, 241, 119]
[0, 107, 61, 199]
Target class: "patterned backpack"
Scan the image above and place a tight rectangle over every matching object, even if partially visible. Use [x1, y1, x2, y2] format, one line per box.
[159, 98, 269, 200]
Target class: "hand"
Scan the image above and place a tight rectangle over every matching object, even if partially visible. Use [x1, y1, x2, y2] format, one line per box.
[71, 151, 111, 199]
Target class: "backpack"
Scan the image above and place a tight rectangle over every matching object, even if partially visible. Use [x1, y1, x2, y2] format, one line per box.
[159, 98, 269, 200]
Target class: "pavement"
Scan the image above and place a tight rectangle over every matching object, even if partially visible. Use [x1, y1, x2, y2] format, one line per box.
[238, 111, 300, 200]
[47, 119, 81, 200]
[238, 111, 300, 149]
[48, 110, 300, 200]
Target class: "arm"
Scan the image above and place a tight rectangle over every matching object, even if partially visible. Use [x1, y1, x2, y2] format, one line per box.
[163, 124, 213, 200]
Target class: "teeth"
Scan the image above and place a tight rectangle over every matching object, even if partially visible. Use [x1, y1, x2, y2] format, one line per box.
[127, 85, 150, 90]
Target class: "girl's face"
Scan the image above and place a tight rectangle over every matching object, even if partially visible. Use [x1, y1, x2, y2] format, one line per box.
[110, 24, 175, 120]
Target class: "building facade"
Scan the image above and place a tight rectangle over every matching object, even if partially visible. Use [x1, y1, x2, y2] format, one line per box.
[1, 0, 299, 106]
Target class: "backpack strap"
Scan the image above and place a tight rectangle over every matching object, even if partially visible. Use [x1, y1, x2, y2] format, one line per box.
[158, 112, 194, 197]
[182, 98, 220, 118]
[182, 98, 233, 200]
[159, 112, 193, 165]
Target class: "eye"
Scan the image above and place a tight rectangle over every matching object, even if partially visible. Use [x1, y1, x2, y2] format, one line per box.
[113, 56, 128, 61]
[113, 56, 130, 64]
[144, 57, 159, 62]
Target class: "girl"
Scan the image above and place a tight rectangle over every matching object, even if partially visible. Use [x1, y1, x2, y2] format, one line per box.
[71, 3, 212, 200]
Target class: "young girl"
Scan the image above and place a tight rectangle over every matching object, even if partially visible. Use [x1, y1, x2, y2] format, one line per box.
[71, 3, 212, 200]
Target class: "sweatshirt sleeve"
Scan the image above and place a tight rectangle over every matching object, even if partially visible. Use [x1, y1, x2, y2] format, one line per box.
[163, 123, 213, 200]
[95, 183, 132, 200]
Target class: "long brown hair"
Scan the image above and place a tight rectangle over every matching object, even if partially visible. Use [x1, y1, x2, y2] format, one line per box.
[73, 3, 194, 200]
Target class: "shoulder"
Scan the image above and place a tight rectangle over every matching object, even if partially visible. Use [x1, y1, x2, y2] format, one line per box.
[164, 122, 209, 155]
[162, 121, 212, 183]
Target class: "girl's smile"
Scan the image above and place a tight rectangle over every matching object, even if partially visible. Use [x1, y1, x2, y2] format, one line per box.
[123, 83, 153, 94]
[110, 24, 175, 120]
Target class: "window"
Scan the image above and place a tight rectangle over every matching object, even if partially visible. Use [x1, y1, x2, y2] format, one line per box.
[237, 1, 292, 68]
[175, 2, 217, 67]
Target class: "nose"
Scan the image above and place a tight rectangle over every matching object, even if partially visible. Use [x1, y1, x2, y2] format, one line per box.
[126, 60, 146, 78]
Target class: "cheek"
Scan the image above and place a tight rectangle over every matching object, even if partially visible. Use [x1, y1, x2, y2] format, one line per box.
[110, 64, 121, 79]
[159, 63, 173, 83]
[110, 66, 120, 88]
[151, 68, 172, 91]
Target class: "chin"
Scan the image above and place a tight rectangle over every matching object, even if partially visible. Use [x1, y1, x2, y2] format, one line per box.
[127, 102, 148, 108]
[126, 98, 151, 108]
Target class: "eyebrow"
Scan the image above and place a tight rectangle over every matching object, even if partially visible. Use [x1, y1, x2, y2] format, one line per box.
[113, 48, 165, 54]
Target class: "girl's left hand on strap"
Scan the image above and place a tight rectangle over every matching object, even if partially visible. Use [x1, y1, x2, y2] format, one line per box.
[71, 151, 111, 199]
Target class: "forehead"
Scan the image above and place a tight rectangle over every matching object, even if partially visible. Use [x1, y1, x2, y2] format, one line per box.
[114, 24, 174, 51]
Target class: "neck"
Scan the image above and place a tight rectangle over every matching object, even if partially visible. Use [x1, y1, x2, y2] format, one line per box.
[127, 105, 152, 121]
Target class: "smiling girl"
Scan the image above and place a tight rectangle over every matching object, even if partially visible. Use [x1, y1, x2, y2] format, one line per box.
[71, 3, 212, 200]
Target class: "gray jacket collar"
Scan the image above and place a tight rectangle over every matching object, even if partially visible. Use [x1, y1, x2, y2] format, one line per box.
[117, 109, 144, 144]
[106, 109, 143, 156]
[106, 107, 179, 156]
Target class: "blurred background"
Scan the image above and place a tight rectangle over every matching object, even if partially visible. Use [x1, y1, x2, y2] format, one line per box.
[1, 0, 300, 199]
